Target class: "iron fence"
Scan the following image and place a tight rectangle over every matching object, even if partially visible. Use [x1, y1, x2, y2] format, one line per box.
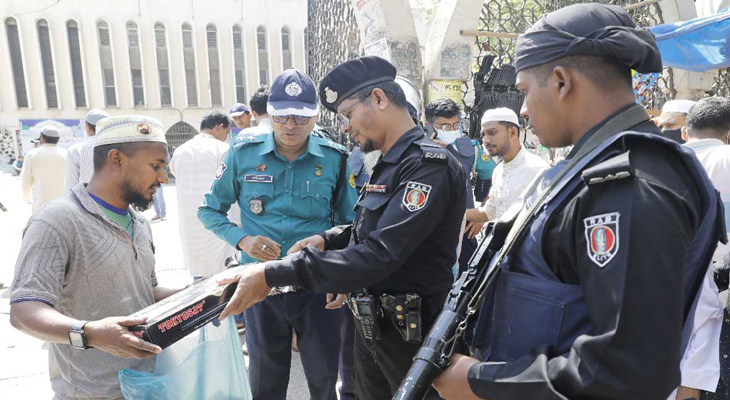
[307, 0, 361, 143]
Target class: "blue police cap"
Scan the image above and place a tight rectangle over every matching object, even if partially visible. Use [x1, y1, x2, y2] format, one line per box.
[318, 56, 397, 113]
[229, 103, 250, 117]
[267, 69, 318, 117]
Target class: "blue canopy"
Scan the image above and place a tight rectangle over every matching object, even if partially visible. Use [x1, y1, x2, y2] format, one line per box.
[650, 7, 730, 72]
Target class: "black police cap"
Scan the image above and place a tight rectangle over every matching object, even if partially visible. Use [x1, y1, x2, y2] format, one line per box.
[318, 56, 397, 113]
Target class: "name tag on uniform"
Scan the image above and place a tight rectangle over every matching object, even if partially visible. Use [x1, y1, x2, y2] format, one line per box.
[244, 174, 274, 183]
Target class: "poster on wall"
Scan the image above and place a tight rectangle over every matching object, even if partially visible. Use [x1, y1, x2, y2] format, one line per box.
[427, 80, 463, 107]
[19, 119, 84, 155]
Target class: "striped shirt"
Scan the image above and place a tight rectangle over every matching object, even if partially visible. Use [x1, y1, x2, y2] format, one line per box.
[11, 184, 158, 400]
[64, 137, 95, 195]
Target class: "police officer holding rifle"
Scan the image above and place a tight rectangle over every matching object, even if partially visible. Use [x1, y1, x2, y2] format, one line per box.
[419, 3, 727, 400]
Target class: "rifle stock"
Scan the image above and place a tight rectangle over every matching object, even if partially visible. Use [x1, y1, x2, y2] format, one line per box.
[392, 221, 509, 400]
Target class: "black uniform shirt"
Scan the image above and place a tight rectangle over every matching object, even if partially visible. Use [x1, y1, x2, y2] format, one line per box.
[468, 108, 719, 400]
[266, 127, 467, 300]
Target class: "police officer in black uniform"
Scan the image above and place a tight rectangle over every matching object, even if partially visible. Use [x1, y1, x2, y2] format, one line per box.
[218, 56, 466, 400]
[431, 4, 727, 400]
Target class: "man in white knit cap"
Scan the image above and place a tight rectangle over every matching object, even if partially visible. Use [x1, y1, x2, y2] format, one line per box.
[10, 115, 185, 400]
[465, 107, 548, 225]
[21, 125, 67, 213]
[656, 99, 696, 144]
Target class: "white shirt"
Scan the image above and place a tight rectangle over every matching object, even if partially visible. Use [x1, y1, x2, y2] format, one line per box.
[170, 133, 239, 278]
[685, 138, 730, 261]
[665, 138, 730, 399]
[64, 137, 95, 195]
[21, 144, 68, 213]
[236, 117, 272, 139]
[482, 147, 549, 220]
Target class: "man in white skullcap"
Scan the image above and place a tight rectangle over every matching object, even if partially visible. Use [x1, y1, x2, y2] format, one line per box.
[10, 116, 186, 400]
[656, 99, 697, 144]
[64, 109, 108, 194]
[21, 125, 68, 213]
[465, 107, 549, 225]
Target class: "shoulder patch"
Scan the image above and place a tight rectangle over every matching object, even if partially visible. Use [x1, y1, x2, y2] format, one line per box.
[584, 212, 620, 267]
[214, 162, 227, 180]
[581, 151, 633, 186]
[403, 181, 432, 212]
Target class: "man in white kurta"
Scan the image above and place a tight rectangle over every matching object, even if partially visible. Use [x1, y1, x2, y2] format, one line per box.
[21, 126, 67, 213]
[667, 96, 730, 400]
[64, 109, 107, 194]
[170, 112, 239, 278]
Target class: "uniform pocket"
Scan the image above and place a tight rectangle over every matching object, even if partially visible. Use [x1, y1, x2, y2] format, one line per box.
[296, 182, 332, 220]
[495, 287, 564, 362]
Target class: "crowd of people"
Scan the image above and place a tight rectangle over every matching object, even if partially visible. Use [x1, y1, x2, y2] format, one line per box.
[6, 2, 730, 400]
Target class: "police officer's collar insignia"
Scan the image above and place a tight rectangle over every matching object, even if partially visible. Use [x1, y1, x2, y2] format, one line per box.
[403, 181, 431, 212]
[315, 165, 323, 177]
[325, 87, 338, 104]
[348, 173, 356, 189]
[584, 212, 620, 268]
[214, 162, 227, 180]
[481, 152, 488, 162]
[256, 164, 267, 172]
[249, 198, 264, 215]
[285, 82, 302, 97]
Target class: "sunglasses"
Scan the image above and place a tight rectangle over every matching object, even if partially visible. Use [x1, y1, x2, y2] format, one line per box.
[271, 115, 313, 125]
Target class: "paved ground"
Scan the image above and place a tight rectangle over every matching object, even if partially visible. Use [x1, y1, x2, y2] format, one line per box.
[0, 174, 310, 399]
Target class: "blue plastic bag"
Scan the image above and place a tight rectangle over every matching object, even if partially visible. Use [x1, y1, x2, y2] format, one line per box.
[119, 317, 252, 400]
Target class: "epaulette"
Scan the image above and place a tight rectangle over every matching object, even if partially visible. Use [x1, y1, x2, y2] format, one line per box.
[418, 142, 448, 165]
[311, 128, 335, 141]
[581, 151, 633, 186]
[233, 134, 265, 149]
[316, 136, 349, 155]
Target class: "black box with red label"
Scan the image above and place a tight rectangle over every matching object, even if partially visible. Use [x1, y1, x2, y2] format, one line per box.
[128, 266, 245, 349]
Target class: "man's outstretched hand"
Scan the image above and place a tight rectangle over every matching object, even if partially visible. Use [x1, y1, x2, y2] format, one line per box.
[218, 264, 271, 320]
[287, 234, 325, 255]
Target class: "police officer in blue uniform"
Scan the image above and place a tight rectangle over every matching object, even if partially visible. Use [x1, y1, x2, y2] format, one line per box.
[432, 4, 727, 400]
[425, 98, 495, 273]
[198, 69, 357, 400]
[216, 56, 467, 400]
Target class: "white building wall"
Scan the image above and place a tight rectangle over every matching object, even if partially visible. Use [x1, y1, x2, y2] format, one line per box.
[0, 0, 307, 138]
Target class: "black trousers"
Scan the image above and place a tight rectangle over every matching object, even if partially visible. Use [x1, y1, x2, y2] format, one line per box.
[353, 312, 444, 400]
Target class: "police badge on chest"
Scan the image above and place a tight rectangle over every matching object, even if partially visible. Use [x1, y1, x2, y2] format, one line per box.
[249, 198, 264, 215]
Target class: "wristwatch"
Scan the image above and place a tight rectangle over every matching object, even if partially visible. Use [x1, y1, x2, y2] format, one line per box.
[68, 321, 90, 350]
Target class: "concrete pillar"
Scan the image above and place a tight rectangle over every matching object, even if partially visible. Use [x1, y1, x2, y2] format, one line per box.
[421, 0, 483, 105]
[350, 0, 422, 86]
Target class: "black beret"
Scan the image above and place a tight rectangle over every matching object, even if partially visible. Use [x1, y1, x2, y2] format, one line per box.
[516, 3, 662, 73]
[318, 56, 397, 113]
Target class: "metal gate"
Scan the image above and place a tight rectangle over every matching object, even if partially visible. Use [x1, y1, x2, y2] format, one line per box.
[307, 0, 361, 143]
[466, 0, 675, 113]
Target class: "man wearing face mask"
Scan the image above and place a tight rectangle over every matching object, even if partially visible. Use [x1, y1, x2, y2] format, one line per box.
[656, 99, 696, 144]
[465, 107, 548, 226]
[424, 98, 489, 272]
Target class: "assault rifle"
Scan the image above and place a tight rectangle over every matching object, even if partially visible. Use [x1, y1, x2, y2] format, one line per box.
[392, 220, 511, 400]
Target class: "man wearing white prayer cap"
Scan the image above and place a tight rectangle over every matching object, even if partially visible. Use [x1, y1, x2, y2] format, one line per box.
[21, 125, 68, 213]
[10, 115, 187, 400]
[656, 99, 697, 143]
[465, 107, 549, 225]
[64, 109, 109, 194]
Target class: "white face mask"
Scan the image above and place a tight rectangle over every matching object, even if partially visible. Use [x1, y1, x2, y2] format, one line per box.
[436, 129, 462, 145]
